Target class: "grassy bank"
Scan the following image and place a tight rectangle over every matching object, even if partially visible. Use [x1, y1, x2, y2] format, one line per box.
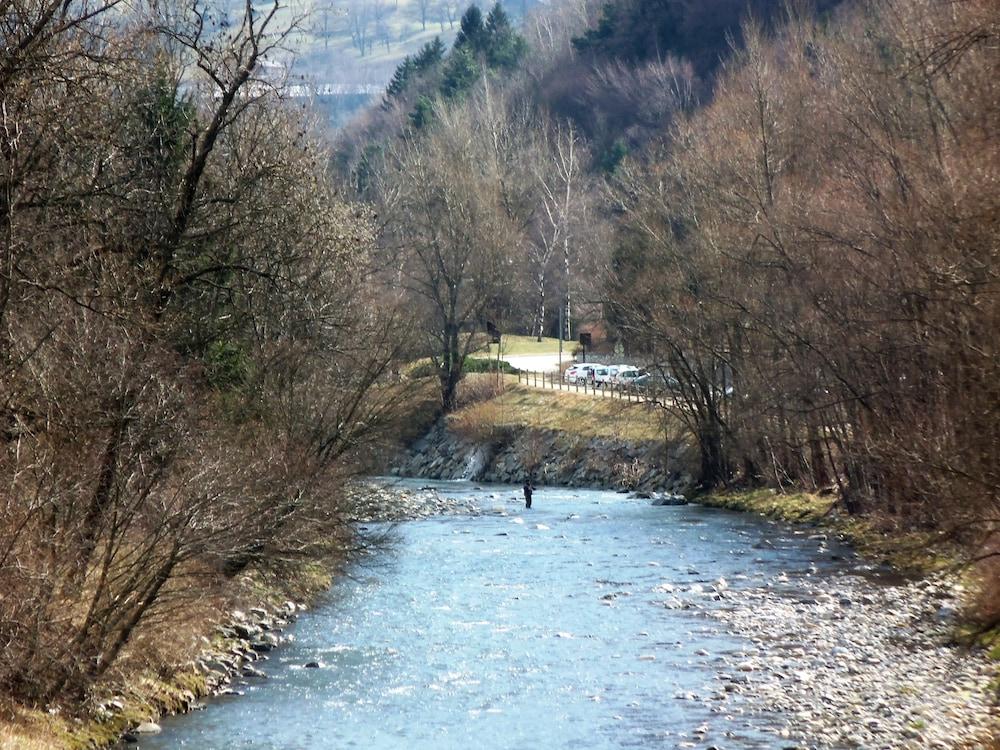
[454, 380, 668, 443]
[696, 489, 957, 575]
[0, 565, 335, 750]
[1, 672, 209, 750]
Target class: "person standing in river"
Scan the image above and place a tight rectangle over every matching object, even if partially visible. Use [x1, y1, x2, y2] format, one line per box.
[523, 478, 533, 509]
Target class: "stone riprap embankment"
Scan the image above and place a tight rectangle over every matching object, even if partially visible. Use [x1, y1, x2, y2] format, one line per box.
[394, 418, 692, 494]
[106, 604, 307, 744]
[665, 569, 997, 749]
[193, 603, 305, 695]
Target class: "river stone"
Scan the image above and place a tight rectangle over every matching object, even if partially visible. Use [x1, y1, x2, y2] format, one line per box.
[652, 493, 688, 506]
[133, 721, 161, 734]
[233, 623, 259, 640]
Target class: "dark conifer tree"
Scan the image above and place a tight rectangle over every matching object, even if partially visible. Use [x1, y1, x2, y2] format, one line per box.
[408, 95, 436, 128]
[440, 45, 480, 99]
[484, 3, 525, 69]
[414, 36, 446, 69]
[384, 55, 416, 106]
[454, 5, 486, 51]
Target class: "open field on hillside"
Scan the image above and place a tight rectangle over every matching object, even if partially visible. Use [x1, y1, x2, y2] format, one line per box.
[455, 380, 669, 443]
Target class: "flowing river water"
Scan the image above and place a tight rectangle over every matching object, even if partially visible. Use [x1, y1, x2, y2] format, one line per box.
[140, 480, 943, 750]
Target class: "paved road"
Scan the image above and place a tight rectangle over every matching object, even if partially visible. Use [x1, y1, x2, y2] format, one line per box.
[502, 353, 566, 373]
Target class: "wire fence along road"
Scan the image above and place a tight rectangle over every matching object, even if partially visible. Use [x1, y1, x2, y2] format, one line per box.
[515, 370, 664, 403]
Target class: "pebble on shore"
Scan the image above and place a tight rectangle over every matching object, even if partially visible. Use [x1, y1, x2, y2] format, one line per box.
[704, 573, 998, 750]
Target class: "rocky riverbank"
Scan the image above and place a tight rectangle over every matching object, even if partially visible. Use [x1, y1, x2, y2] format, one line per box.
[660, 565, 998, 749]
[393, 418, 693, 494]
[344, 479, 688, 523]
[95, 602, 310, 747]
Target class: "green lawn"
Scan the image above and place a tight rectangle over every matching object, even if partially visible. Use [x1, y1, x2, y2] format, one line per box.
[472, 334, 566, 359]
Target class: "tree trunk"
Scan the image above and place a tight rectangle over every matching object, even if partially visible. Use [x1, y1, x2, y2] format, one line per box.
[697, 423, 728, 489]
[563, 240, 572, 341]
[536, 276, 545, 342]
[440, 323, 462, 412]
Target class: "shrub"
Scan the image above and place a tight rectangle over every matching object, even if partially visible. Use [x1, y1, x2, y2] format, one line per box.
[455, 373, 505, 409]
[205, 340, 249, 389]
[407, 357, 519, 379]
[614, 457, 647, 490]
[462, 358, 519, 374]
[406, 360, 438, 378]
[449, 401, 503, 444]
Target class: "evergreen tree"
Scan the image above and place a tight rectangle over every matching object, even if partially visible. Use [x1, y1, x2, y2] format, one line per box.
[454, 5, 487, 51]
[571, 2, 618, 54]
[384, 55, 416, 105]
[484, 3, 509, 35]
[408, 95, 436, 129]
[599, 138, 628, 173]
[484, 3, 526, 69]
[414, 36, 446, 70]
[440, 46, 480, 100]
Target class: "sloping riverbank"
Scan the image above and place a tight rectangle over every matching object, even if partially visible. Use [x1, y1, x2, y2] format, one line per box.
[0, 572, 333, 750]
[392, 382, 693, 493]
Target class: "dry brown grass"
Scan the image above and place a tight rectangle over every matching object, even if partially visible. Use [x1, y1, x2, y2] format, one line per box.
[464, 383, 668, 443]
[0, 728, 62, 750]
[449, 400, 506, 445]
[0, 704, 64, 750]
[454, 374, 506, 409]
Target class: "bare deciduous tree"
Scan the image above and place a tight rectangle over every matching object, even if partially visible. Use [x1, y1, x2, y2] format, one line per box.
[375, 97, 521, 411]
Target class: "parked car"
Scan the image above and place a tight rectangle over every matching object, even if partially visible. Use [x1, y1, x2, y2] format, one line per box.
[612, 365, 641, 387]
[620, 369, 681, 392]
[592, 366, 614, 385]
[597, 365, 623, 384]
[615, 367, 647, 389]
[564, 363, 600, 383]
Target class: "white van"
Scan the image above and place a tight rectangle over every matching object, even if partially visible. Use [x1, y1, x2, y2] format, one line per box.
[592, 366, 615, 385]
[564, 363, 600, 383]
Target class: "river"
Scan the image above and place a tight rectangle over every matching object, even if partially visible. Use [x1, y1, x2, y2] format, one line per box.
[140, 480, 895, 750]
